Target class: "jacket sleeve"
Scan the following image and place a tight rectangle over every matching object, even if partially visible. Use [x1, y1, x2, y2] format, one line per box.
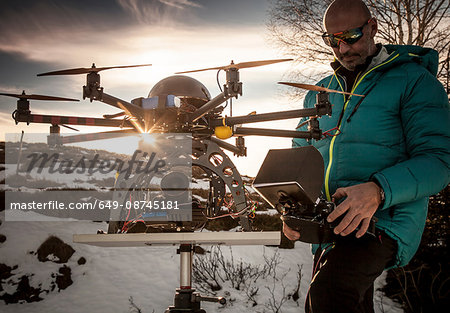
[372, 69, 450, 209]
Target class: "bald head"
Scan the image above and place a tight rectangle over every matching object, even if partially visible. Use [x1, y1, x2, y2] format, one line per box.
[324, 0, 371, 32]
[322, 0, 377, 71]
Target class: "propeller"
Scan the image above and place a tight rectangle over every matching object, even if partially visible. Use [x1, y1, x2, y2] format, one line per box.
[61, 124, 80, 132]
[103, 111, 126, 119]
[278, 82, 365, 97]
[37, 63, 152, 76]
[0, 91, 79, 101]
[176, 58, 293, 74]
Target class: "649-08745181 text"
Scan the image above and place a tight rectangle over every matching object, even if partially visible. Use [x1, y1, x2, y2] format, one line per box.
[97, 200, 180, 210]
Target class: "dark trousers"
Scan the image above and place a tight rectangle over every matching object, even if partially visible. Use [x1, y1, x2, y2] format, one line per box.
[305, 231, 397, 313]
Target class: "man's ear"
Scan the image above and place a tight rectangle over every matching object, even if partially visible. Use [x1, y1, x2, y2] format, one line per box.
[369, 18, 378, 38]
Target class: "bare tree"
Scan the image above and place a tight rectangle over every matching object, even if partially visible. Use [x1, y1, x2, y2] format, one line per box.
[267, 0, 450, 94]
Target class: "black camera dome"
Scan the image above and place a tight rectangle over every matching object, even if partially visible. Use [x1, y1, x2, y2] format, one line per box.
[149, 75, 211, 108]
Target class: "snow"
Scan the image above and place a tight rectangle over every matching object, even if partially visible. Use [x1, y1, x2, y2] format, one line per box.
[0, 215, 404, 313]
[191, 178, 210, 190]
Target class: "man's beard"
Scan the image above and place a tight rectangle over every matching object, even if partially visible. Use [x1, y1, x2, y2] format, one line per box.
[339, 53, 363, 71]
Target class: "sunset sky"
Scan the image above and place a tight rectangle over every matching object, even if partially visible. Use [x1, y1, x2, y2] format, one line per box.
[0, 0, 320, 176]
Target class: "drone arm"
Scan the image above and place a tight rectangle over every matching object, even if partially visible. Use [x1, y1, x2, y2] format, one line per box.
[100, 93, 143, 118]
[210, 107, 323, 127]
[210, 137, 245, 156]
[234, 127, 321, 140]
[14, 113, 135, 128]
[99, 93, 145, 132]
[189, 92, 230, 122]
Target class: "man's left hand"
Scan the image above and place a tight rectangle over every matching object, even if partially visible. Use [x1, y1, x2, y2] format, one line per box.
[327, 182, 382, 238]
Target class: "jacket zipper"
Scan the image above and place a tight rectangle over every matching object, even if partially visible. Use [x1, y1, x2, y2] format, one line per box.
[323, 53, 400, 201]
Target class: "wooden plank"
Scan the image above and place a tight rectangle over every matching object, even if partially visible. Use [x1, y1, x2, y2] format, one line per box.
[73, 231, 281, 247]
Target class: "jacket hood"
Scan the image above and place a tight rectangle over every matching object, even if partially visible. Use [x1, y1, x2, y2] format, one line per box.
[384, 44, 439, 76]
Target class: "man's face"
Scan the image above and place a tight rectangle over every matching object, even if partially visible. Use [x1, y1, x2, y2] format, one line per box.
[324, 16, 377, 71]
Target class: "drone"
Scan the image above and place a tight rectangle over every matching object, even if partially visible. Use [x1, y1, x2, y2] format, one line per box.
[1, 59, 364, 234]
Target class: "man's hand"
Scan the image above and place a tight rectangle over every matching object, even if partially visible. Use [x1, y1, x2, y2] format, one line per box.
[327, 182, 382, 238]
[283, 222, 300, 241]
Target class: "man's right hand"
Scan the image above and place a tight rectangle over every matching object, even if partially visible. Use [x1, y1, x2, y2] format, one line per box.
[283, 222, 300, 241]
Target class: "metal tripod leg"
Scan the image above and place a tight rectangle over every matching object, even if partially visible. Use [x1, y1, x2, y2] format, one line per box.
[165, 244, 226, 313]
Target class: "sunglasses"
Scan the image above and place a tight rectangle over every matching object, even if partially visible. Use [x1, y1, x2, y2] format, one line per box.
[322, 19, 371, 48]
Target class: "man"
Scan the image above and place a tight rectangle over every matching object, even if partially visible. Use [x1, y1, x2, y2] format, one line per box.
[283, 0, 450, 312]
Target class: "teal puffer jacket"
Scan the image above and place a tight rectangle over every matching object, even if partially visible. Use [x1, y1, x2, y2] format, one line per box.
[293, 45, 450, 267]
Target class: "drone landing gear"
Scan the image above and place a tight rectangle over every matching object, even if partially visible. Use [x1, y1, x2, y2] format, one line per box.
[165, 244, 226, 313]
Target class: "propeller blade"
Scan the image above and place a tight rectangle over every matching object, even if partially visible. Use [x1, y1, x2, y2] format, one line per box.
[278, 82, 365, 97]
[61, 124, 80, 132]
[37, 63, 152, 76]
[176, 58, 292, 74]
[176, 66, 224, 74]
[0, 92, 79, 101]
[233, 58, 293, 69]
[59, 129, 138, 145]
[103, 111, 126, 119]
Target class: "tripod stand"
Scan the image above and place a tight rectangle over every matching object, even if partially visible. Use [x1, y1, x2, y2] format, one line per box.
[165, 244, 226, 313]
[73, 231, 281, 312]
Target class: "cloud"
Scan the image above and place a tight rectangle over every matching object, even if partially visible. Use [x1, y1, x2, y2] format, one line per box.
[0, 1, 125, 38]
[0, 0, 202, 52]
[116, 0, 201, 25]
[158, 0, 202, 9]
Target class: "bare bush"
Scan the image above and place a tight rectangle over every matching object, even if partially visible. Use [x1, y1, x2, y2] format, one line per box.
[381, 186, 450, 312]
[193, 247, 297, 312]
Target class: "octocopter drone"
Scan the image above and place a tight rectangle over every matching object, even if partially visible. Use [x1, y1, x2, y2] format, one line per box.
[2, 59, 364, 234]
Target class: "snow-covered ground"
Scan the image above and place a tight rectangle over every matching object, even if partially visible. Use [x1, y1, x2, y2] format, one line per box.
[0, 216, 404, 313]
